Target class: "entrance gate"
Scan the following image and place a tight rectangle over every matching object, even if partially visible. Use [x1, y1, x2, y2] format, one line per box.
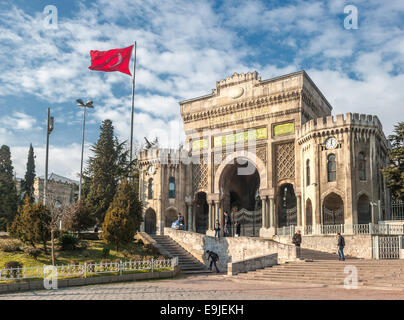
[231, 208, 261, 237]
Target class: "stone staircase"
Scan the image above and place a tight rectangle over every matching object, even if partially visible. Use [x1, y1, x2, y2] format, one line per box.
[150, 235, 210, 274]
[233, 249, 404, 290]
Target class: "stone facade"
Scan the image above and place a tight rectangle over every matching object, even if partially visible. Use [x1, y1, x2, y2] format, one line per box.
[33, 173, 78, 206]
[139, 70, 390, 240]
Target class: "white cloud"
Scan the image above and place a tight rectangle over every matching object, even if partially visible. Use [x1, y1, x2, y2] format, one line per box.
[0, 112, 39, 130]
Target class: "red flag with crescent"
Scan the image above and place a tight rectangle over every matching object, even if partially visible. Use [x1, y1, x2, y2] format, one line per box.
[88, 45, 133, 76]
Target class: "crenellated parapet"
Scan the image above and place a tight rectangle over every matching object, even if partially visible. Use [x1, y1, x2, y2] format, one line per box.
[297, 113, 389, 150]
[138, 148, 190, 167]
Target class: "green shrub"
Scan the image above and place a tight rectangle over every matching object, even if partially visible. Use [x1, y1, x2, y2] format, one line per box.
[0, 239, 21, 252]
[24, 247, 42, 260]
[0, 217, 9, 232]
[58, 234, 80, 251]
[101, 248, 110, 259]
[4, 261, 23, 278]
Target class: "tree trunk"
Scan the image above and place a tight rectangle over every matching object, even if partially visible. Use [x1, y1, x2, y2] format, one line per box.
[51, 229, 55, 266]
[43, 241, 47, 254]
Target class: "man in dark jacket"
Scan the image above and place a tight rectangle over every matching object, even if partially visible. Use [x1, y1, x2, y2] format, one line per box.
[337, 233, 346, 261]
[178, 213, 185, 230]
[206, 250, 220, 273]
[292, 230, 302, 258]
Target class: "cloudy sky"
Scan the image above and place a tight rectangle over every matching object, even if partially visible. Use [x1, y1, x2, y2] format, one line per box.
[0, 0, 403, 180]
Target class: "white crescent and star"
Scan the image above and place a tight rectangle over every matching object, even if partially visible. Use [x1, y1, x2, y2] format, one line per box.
[110, 53, 122, 67]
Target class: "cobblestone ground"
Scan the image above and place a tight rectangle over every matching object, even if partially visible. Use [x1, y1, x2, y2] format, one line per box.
[1, 273, 404, 300]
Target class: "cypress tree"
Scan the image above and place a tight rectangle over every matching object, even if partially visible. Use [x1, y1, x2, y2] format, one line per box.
[86, 120, 119, 222]
[0, 145, 18, 230]
[22, 144, 36, 202]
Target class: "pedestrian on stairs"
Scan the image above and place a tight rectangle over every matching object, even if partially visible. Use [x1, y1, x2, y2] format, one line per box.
[292, 230, 302, 258]
[214, 220, 221, 240]
[206, 250, 220, 273]
[178, 213, 185, 230]
[337, 233, 345, 261]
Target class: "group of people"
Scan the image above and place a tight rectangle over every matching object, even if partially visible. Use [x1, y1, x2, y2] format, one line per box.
[292, 230, 346, 261]
[214, 211, 241, 240]
[171, 213, 186, 230]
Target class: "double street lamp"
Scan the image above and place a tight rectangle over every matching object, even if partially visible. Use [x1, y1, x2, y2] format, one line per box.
[77, 99, 94, 201]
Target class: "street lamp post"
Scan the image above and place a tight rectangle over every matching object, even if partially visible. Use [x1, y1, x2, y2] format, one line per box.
[44, 108, 54, 206]
[76, 99, 94, 201]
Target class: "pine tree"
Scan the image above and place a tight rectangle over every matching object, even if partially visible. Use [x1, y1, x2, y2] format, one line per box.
[9, 196, 51, 253]
[22, 144, 36, 202]
[85, 119, 132, 222]
[0, 145, 18, 230]
[102, 179, 143, 251]
[382, 122, 404, 200]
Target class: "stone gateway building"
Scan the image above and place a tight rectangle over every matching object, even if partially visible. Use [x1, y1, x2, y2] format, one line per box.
[138, 71, 390, 238]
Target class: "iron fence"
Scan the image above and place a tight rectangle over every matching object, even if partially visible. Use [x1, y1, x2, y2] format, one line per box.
[0, 257, 178, 282]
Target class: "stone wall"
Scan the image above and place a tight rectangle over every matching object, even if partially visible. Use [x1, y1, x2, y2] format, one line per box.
[228, 253, 278, 275]
[273, 234, 374, 259]
[165, 228, 296, 271]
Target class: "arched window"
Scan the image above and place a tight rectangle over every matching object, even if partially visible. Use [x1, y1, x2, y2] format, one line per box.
[168, 177, 175, 198]
[306, 159, 310, 186]
[358, 152, 366, 181]
[327, 154, 336, 182]
[148, 178, 153, 199]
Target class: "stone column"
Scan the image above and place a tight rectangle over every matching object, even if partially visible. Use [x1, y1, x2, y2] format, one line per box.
[297, 195, 302, 227]
[187, 204, 193, 231]
[261, 197, 266, 228]
[208, 201, 213, 230]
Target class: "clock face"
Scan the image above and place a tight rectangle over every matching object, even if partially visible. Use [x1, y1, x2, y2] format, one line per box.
[325, 137, 337, 150]
[148, 165, 155, 174]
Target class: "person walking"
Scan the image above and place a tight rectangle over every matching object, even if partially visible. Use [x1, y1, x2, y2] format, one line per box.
[234, 220, 241, 237]
[337, 232, 346, 261]
[292, 230, 302, 258]
[206, 250, 220, 273]
[214, 219, 221, 240]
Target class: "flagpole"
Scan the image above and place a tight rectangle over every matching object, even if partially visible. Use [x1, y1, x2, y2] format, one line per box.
[129, 42, 137, 179]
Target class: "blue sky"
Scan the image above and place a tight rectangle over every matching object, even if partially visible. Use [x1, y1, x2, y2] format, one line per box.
[0, 0, 403, 179]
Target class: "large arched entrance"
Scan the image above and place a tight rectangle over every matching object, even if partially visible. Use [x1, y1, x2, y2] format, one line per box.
[219, 158, 261, 236]
[144, 208, 156, 235]
[357, 194, 371, 224]
[165, 207, 178, 227]
[323, 193, 344, 225]
[194, 192, 208, 234]
[277, 183, 297, 227]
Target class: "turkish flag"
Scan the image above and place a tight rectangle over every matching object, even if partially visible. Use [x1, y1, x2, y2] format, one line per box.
[88, 45, 133, 76]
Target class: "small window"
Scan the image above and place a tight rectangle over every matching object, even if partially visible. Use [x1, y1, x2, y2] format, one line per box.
[148, 178, 153, 199]
[327, 154, 336, 182]
[306, 159, 310, 186]
[358, 152, 366, 181]
[168, 177, 175, 198]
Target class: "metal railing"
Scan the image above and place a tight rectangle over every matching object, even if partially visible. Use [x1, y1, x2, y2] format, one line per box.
[0, 258, 178, 282]
[277, 223, 404, 236]
[391, 201, 404, 220]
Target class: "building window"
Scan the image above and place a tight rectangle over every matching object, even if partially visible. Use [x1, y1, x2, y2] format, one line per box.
[327, 154, 336, 182]
[306, 159, 310, 186]
[169, 177, 175, 198]
[358, 152, 366, 181]
[148, 178, 153, 199]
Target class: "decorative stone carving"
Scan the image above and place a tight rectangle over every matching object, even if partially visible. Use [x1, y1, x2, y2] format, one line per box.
[193, 163, 208, 192]
[275, 142, 295, 181]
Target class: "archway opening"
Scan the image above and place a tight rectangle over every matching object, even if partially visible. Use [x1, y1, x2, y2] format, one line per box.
[277, 183, 297, 227]
[306, 198, 313, 226]
[357, 194, 371, 224]
[165, 207, 178, 227]
[194, 192, 208, 234]
[144, 208, 156, 235]
[323, 193, 344, 225]
[219, 158, 261, 236]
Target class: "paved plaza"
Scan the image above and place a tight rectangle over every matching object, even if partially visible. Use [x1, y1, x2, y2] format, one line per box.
[1, 274, 404, 300]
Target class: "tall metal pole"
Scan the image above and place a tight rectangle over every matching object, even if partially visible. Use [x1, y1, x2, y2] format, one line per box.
[44, 108, 50, 206]
[78, 106, 87, 201]
[129, 42, 137, 178]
